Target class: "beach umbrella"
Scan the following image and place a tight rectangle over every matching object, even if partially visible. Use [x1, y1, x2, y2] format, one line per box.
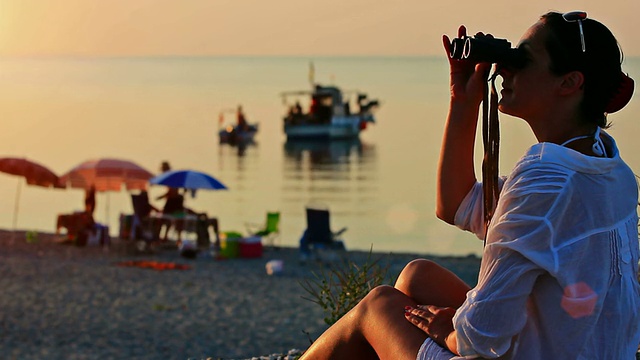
[60, 158, 153, 192]
[59, 158, 154, 225]
[0, 157, 64, 240]
[149, 170, 228, 191]
[149, 170, 226, 245]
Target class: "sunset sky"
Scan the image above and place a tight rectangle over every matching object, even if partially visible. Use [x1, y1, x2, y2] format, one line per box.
[0, 0, 637, 58]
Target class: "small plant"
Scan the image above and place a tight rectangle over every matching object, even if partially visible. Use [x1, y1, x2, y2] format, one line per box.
[299, 248, 391, 325]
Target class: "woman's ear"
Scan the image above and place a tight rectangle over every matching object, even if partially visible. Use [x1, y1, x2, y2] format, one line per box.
[559, 71, 585, 95]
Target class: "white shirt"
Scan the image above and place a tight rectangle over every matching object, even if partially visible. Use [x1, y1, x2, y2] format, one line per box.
[452, 133, 640, 359]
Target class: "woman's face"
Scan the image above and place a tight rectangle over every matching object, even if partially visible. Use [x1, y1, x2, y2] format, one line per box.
[498, 21, 563, 120]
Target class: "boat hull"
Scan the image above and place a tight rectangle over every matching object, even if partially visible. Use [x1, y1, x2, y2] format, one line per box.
[284, 116, 364, 140]
[219, 124, 258, 145]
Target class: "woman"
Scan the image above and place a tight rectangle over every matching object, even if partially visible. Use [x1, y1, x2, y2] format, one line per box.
[299, 11, 639, 359]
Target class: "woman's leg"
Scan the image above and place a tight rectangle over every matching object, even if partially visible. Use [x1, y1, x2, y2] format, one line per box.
[394, 259, 470, 308]
[300, 285, 428, 360]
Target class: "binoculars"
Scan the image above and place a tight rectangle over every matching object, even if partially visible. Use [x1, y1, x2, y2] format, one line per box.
[449, 36, 527, 69]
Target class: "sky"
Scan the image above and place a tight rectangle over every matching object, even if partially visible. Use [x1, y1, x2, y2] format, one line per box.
[0, 0, 637, 57]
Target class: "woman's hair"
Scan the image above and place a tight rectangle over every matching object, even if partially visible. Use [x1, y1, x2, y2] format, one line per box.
[540, 12, 623, 128]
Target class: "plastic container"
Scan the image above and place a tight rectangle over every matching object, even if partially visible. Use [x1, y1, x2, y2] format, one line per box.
[220, 237, 240, 258]
[240, 236, 263, 258]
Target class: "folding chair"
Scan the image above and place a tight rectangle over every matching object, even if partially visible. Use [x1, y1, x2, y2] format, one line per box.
[300, 207, 347, 262]
[246, 211, 281, 247]
[130, 192, 158, 242]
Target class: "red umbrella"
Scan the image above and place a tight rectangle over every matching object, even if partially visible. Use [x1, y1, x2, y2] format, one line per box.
[0, 157, 64, 239]
[0, 157, 63, 188]
[60, 158, 153, 191]
[59, 158, 154, 226]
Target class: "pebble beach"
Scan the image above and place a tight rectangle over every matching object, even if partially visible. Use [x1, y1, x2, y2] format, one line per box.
[0, 230, 481, 360]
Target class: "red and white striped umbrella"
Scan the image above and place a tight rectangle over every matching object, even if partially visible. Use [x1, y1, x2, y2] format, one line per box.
[60, 158, 153, 192]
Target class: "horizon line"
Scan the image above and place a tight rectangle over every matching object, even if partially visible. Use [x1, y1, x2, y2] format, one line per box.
[2, 53, 639, 62]
[0, 54, 451, 61]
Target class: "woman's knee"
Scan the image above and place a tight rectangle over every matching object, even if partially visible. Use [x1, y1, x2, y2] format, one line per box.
[352, 285, 407, 319]
[395, 259, 469, 307]
[367, 284, 397, 300]
[396, 259, 440, 289]
[359, 285, 401, 309]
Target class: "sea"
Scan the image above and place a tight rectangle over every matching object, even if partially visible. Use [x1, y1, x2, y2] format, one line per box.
[0, 56, 639, 256]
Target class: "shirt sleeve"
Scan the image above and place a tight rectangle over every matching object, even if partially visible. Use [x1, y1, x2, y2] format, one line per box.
[453, 247, 544, 358]
[453, 169, 561, 358]
[454, 177, 507, 241]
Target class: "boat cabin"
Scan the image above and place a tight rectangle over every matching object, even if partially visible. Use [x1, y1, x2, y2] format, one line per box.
[284, 84, 378, 126]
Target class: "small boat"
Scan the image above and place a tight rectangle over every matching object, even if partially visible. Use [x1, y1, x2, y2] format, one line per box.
[281, 83, 379, 140]
[218, 123, 258, 145]
[217, 106, 258, 145]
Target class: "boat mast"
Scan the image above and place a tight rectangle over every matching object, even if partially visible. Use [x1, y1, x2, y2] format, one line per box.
[308, 61, 315, 88]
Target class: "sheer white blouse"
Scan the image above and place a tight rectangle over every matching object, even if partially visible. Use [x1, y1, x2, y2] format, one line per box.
[450, 133, 640, 359]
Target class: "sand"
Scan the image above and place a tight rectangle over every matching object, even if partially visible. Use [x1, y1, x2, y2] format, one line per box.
[0, 230, 481, 360]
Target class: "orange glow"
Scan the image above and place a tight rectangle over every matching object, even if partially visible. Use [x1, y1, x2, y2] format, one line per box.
[0, 0, 636, 57]
[561, 282, 598, 319]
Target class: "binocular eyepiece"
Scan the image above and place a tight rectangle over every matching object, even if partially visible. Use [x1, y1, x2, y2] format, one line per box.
[450, 36, 527, 69]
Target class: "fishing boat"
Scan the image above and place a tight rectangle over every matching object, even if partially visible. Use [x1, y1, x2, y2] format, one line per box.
[217, 106, 258, 145]
[281, 83, 379, 140]
[218, 123, 258, 145]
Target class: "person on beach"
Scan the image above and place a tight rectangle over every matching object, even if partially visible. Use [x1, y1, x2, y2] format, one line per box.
[84, 185, 96, 216]
[156, 186, 187, 241]
[299, 11, 639, 360]
[160, 160, 171, 174]
[155, 161, 186, 241]
[154, 161, 220, 246]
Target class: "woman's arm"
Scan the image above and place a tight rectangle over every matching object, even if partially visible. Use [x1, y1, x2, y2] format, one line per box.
[155, 191, 168, 201]
[436, 26, 492, 224]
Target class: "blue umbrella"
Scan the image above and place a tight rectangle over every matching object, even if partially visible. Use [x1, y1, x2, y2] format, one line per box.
[149, 170, 227, 190]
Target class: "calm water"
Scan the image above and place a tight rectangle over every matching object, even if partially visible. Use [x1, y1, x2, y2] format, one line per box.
[0, 56, 639, 256]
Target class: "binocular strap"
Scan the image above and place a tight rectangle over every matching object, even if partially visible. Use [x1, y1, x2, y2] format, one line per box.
[482, 73, 501, 245]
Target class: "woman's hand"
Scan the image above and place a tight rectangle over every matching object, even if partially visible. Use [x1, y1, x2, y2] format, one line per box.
[442, 25, 492, 105]
[405, 305, 456, 350]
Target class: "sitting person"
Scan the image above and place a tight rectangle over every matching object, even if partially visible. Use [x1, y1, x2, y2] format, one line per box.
[156, 187, 188, 241]
[299, 11, 640, 359]
[156, 187, 220, 246]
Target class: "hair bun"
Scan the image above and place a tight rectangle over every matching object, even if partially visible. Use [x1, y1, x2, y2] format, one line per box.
[605, 72, 634, 113]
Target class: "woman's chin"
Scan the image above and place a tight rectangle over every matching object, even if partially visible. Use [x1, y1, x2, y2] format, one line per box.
[497, 102, 515, 117]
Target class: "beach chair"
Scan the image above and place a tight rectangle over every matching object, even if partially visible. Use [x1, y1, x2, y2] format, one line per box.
[300, 207, 347, 263]
[246, 211, 280, 247]
[130, 192, 158, 242]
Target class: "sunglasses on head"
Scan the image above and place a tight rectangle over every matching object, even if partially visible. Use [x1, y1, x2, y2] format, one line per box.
[563, 11, 587, 52]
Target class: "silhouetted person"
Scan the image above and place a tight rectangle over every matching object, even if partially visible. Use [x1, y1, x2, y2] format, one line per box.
[84, 185, 96, 215]
[237, 105, 248, 131]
